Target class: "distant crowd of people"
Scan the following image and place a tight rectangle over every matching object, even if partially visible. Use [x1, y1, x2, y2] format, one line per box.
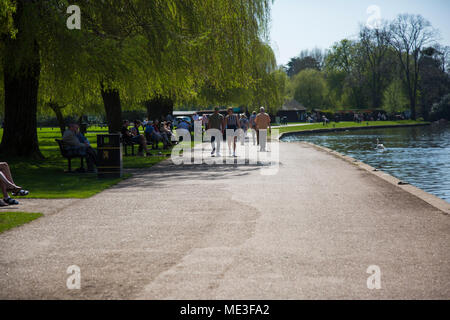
[54, 107, 273, 175]
[354, 112, 388, 123]
[121, 119, 175, 156]
[206, 107, 272, 157]
[306, 111, 390, 124]
[116, 107, 272, 158]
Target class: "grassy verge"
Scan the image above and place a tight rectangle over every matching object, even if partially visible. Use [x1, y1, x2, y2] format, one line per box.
[0, 212, 43, 234]
[0, 127, 173, 199]
[275, 120, 429, 135]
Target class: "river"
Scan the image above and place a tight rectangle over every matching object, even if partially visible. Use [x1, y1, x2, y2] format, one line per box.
[281, 124, 450, 203]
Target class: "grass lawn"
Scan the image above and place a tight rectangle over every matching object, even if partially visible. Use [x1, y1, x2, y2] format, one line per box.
[272, 122, 306, 126]
[275, 120, 429, 135]
[0, 212, 43, 234]
[0, 127, 173, 199]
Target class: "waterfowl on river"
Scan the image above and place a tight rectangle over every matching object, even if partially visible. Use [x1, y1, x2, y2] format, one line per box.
[376, 139, 385, 150]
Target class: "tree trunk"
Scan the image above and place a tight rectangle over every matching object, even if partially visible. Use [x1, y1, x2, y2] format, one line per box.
[145, 96, 174, 121]
[100, 85, 122, 134]
[408, 80, 417, 120]
[48, 103, 66, 136]
[0, 1, 42, 159]
[410, 96, 417, 120]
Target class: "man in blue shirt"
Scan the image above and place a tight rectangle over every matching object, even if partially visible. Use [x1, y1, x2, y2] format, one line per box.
[177, 119, 190, 131]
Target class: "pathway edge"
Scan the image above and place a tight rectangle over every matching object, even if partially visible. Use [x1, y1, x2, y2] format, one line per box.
[299, 141, 450, 216]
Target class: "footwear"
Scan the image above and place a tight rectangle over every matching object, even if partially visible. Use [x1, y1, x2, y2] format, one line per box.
[4, 197, 19, 205]
[12, 189, 29, 197]
[0, 200, 7, 207]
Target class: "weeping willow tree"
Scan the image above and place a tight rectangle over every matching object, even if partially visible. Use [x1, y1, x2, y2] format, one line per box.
[193, 40, 286, 114]
[1, 0, 276, 157]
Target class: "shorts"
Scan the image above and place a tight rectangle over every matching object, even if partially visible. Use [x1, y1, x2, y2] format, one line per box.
[225, 125, 237, 140]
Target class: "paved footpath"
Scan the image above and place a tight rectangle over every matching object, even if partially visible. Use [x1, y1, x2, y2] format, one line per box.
[1, 142, 449, 299]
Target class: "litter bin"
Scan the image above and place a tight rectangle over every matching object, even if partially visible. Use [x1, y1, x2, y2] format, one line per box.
[97, 134, 123, 179]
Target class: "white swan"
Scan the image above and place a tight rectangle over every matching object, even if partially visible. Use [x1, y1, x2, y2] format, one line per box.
[376, 139, 385, 150]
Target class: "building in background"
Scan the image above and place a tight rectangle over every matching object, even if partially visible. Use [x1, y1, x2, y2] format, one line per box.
[277, 99, 307, 122]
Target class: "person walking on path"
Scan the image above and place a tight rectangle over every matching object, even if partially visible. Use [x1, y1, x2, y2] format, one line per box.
[193, 112, 202, 139]
[239, 114, 249, 146]
[207, 107, 224, 157]
[249, 111, 257, 146]
[202, 114, 209, 133]
[224, 107, 241, 157]
[255, 107, 271, 152]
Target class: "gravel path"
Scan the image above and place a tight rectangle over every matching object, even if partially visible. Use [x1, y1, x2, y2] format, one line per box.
[1, 142, 449, 299]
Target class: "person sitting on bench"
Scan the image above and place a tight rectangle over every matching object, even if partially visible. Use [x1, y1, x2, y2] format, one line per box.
[145, 121, 161, 149]
[160, 121, 174, 149]
[62, 124, 98, 173]
[122, 120, 150, 156]
[153, 120, 171, 149]
[0, 162, 29, 206]
[77, 131, 90, 145]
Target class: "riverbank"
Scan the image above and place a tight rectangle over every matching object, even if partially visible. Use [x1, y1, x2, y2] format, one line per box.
[277, 121, 429, 139]
[303, 142, 450, 215]
[279, 123, 450, 204]
[1, 142, 448, 299]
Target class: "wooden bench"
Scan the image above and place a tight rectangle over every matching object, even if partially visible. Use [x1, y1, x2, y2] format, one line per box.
[122, 140, 136, 156]
[55, 139, 85, 172]
[122, 134, 160, 156]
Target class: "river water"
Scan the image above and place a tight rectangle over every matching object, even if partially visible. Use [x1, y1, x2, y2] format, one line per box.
[281, 124, 450, 203]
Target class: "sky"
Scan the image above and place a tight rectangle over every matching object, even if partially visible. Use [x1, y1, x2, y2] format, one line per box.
[270, 0, 450, 65]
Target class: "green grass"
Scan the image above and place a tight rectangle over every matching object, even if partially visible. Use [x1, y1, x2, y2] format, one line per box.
[273, 122, 306, 126]
[275, 120, 429, 135]
[0, 212, 43, 233]
[0, 127, 173, 199]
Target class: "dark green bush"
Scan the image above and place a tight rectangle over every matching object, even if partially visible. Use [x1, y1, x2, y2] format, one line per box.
[430, 94, 450, 121]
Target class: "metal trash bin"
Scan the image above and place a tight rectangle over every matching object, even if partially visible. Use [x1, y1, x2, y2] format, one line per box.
[97, 134, 123, 179]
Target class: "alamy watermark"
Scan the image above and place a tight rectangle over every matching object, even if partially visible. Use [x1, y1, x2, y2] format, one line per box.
[366, 5, 382, 30]
[66, 265, 81, 290]
[67, 5, 81, 30]
[367, 265, 382, 290]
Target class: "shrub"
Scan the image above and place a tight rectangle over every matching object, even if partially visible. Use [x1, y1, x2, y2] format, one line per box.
[430, 94, 450, 121]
